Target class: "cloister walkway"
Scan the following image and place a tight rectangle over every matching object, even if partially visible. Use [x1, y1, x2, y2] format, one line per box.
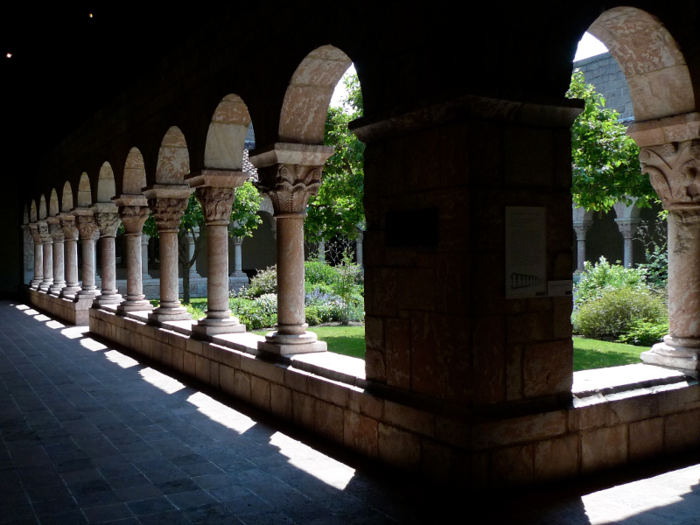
[2, 300, 700, 525]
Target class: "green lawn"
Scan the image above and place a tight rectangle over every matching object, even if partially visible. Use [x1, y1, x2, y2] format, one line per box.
[254, 325, 366, 359]
[573, 337, 650, 371]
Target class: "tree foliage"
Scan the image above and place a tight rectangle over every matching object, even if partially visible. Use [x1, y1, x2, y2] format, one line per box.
[230, 180, 263, 239]
[567, 69, 656, 212]
[305, 72, 365, 242]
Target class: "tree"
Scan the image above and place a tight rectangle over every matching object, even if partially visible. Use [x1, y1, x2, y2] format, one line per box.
[305, 72, 365, 242]
[567, 69, 656, 212]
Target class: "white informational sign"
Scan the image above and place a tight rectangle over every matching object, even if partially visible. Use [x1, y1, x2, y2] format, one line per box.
[505, 207, 547, 299]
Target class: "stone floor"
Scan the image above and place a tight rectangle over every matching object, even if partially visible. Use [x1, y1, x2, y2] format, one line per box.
[3, 299, 700, 524]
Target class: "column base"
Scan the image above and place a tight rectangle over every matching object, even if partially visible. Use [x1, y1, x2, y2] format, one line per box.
[148, 307, 191, 324]
[641, 335, 700, 372]
[117, 300, 153, 315]
[257, 331, 327, 355]
[39, 281, 52, 292]
[191, 317, 246, 338]
[93, 294, 123, 307]
[60, 286, 81, 300]
[49, 283, 66, 296]
[30, 280, 42, 290]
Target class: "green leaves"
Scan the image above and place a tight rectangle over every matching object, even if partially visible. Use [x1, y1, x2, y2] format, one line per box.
[567, 69, 656, 212]
[230, 180, 263, 239]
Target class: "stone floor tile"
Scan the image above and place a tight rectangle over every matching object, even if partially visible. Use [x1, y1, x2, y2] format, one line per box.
[136, 510, 191, 525]
[166, 488, 218, 510]
[82, 503, 134, 524]
[126, 496, 176, 516]
[113, 484, 164, 502]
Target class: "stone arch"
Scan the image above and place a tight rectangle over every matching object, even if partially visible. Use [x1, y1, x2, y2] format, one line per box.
[30, 201, 37, 223]
[61, 182, 73, 212]
[49, 189, 59, 217]
[97, 162, 116, 203]
[39, 195, 47, 220]
[205, 94, 252, 170]
[156, 127, 190, 183]
[77, 172, 92, 207]
[279, 45, 353, 144]
[588, 7, 695, 121]
[123, 147, 147, 194]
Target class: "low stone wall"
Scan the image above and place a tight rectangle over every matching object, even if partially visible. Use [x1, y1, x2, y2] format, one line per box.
[28, 289, 92, 325]
[88, 306, 700, 489]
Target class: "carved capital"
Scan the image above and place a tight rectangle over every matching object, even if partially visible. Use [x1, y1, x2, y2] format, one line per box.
[573, 220, 593, 241]
[76, 215, 100, 241]
[195, 186, 234, 225]
[640, 140, 700, 210]
[119, 206, 150, 234]
[148, 197, 188, 232]
[94, 212, 121, 238]
[28, 223, 42, 244]
[258, 163, 323, 214]
[37, 222, 53, 244]
[615, 218, 641, 239]
[59, 215, 79, 241]
[48, 221, 65, 242]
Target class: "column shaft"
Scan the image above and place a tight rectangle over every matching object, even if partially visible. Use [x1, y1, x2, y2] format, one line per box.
[78, 239, 97, 296]
[33, 241, 43, 288]
[158, 231, 180, 308]
[277, 215, 306, 334]
[233, 238, 243, 274]
[50, 240, 65, 295]
[62, 239, 79, 297]
[142, 234, 150, 279]
[41, 243, 53, 292]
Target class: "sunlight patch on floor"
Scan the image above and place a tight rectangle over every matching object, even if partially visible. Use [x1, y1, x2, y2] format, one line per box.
[139, 367, 186, 394]
[187, 391, 256, 433]
[104, 349, 140, 369]
[80, 338, 107, 352]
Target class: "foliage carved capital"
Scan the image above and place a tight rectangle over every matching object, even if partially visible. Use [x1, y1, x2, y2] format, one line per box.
[119, 206, 150, 234]
[94, 212, 121, 238]
[640, 140, 700, 210]
[59, 216, 79, 241]
[258, 163, 323, 214]
[195, 186, 234, 225]
[76, 215, 100, 241]
[48, 221, 65, 242]
[148, 197, 188, 232]
[28, 223, 42, 244]
[38, 222, 53, 244]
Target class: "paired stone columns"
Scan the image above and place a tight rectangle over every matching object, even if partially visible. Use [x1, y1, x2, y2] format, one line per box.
[187, 171, 247, 337]
[615, 218, 641, 268]
[632, 132, 700, 371]
[59, 215, 81, 298]
[28, 223, 43, 290]
[573, 221, 593, 272]
[143, 185, 193, 323]
[38, 221, 53, 292]
[115, 198, 152, 313]
[47, 218, 66, 295]
[141, 234, 151, 279]
[251, 143, 333, 355]
[75, 210, 100, 299]
[93, 204, 122, 306]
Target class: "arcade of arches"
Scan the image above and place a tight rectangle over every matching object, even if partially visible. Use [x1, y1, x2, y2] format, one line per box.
[13, 3, 700, 490]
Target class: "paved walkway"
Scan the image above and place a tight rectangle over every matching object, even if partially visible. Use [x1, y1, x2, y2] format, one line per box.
[2, 300, 700, 524]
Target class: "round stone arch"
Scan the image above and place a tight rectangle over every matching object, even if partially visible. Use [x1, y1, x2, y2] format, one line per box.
[122, 148, 147, 194]
[61, 182, 74, 213]
[48, 189, 59, 217]
[30, 200, 37, 223]
[97, 162, 117, 203]
[155, 127, 190, 184]
[38, 194, 47, 220]
[587, 6, 695, 122]
[279, 45, 354, 145]
[196, 94, 253, 172]
[76, 172, 93, 208]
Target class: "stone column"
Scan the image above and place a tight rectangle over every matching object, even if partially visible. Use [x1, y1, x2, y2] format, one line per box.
[634, 138, 700, 370]
[28, 223, 43, 290]
[38, 221, 53, 292]
[75, 211, 100, 298]
[47, 218, 66, 295]
[251, 143, 334, 355]
[232, 237, 245, 276]
[615, 218, 641, 268]
[59, 215, 80, 298]
[317, 239, 325, 262]
[141, 234, 151, 279]
[187, 172, 247, 337]
[143, 185, 193, 323]
[21, 225, 33, 285]
[572, 220, 593, 272]
[186, 226, 201, 278]
[115, 198, 152, 313]
[356, 229, 364, 269]
[93, 204, 122, 306]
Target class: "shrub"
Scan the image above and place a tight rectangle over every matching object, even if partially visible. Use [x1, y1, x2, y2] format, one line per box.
[574, 256, 648, 310]
[617, 319, 668, 346]
[230, 294, 277, 330]
[243, 266, 277, 298]
[573, 287, 667, 340]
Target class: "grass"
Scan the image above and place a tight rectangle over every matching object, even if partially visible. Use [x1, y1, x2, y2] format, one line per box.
[573, 337, 650, 371]
[255, 325, 366, 359]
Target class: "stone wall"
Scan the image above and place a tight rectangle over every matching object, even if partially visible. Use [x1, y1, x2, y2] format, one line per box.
[574, 52, 633, 121]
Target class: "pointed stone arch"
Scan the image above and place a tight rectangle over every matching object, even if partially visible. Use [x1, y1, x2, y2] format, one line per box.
[49, 189, 59, 217]
[30, 201, 37, 223]
[97, 162, 117, 203]
[279, 45, 353, 144]
[156, 127, 190, 183]
[77, 173, 92, 207]
[61, 182, 74, 212]
[123, 148, 147, 194]
[39, 195, 47, 220]
[204, 94, 252, 171]
[588, 7, 695, 121]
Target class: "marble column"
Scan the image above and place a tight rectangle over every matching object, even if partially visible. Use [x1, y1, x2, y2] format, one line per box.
[251, 143, 334, 355]
[47, 218, 66, 295]
[187, 172, 247, 337]
[115, 199, 152, 313]
[573, 220, 593, 272]
[21, 225, 33, 285]
[635, 138, 700, 371]
[356, 229, 364, 269]
[75, 211, 100, 298]
[143, 185, 192, 323]
[59, 215, 80, 298]
[232, 237, 245, 276]
[186, 226, 201, 278]
[93, 204, 122, 306]
[141, 234, 151, 279]
[38, 221, 53, 292]
[615, 218, 642, 268]
[28, 223, 43, 290]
